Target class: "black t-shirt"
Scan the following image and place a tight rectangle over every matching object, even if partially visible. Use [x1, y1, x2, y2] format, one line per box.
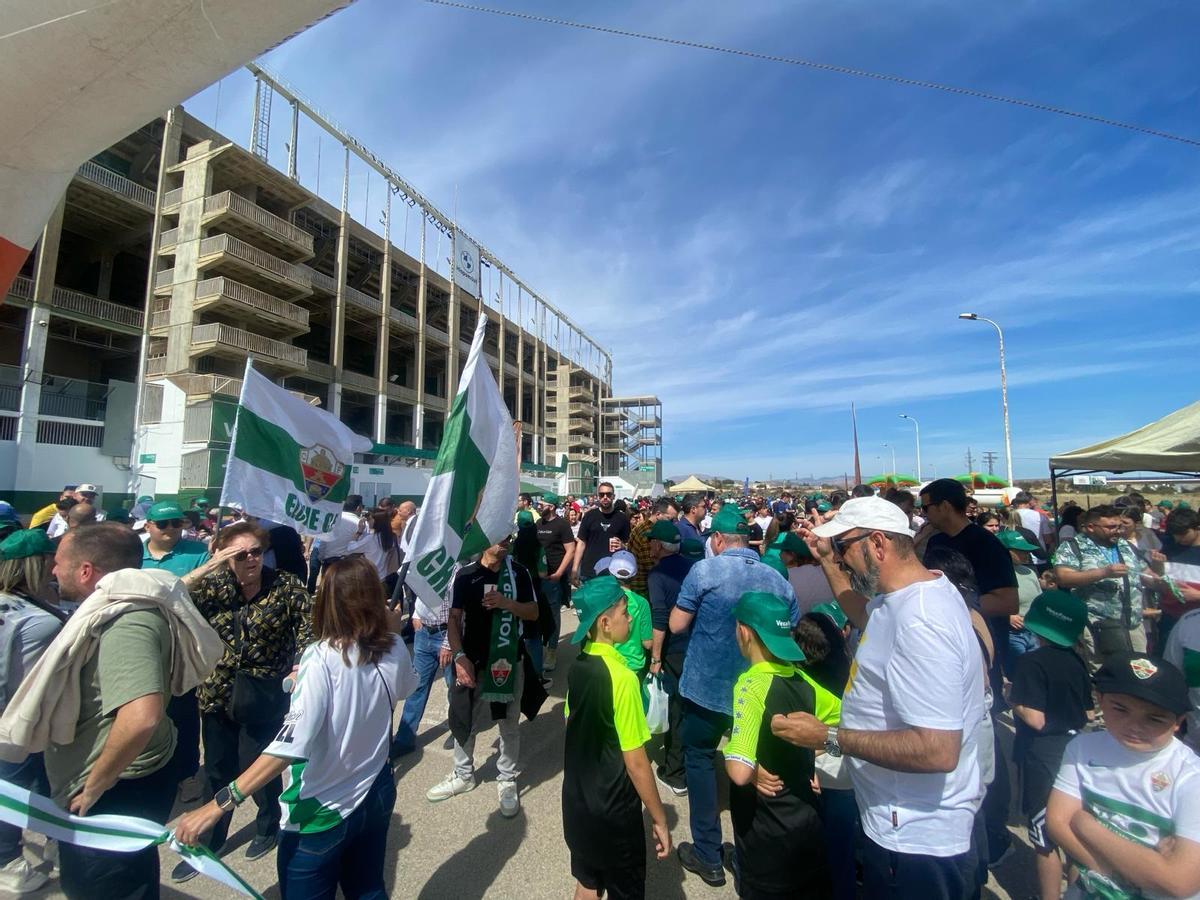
[536, 514, 575, 574]
[450, 559, 536, 668]
[1010, 643, 1092, 744]
[926, 523, 1018, 596]
[576, 508, 630, 577]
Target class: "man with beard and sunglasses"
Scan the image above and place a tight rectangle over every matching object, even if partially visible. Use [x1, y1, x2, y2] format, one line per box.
[572, 482, 630, 586]
[771, 497, 986, 900]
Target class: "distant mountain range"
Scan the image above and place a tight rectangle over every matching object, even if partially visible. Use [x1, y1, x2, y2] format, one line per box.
[667, 473, 850, 486]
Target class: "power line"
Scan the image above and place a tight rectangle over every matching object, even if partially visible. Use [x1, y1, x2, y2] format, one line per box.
[423, 0, 1200, 150]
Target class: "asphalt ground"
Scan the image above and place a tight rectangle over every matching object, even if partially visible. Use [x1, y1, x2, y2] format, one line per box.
[21, 622, 1041, 899]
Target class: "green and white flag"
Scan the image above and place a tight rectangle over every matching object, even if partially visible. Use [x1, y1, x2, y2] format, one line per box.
[406, 317, 518, 605]
[222, 361, 372, 536]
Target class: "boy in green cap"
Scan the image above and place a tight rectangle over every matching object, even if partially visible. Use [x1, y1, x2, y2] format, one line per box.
[1009, 589, 1092, 900]
[724, 591, 829, 898]
[562, 575, 670, 900]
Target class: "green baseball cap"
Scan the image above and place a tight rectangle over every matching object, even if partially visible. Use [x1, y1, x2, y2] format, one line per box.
[1023, 590, 1087, 648]
[146, 501, 185, 523]
[1178, 501, 1192, 510]
[761, 554, 788, 578]
[708, 505, 749, 535]
[0, 529, 55, 560]
[771, 531, 811, 559]
[516, 509, 535, 527]
[734, 592, 805, 662]
[680, 539, 705, 561]
[810, 601, 848, 630]
[648, 520, 681, 544]
[540, 492, 561, 507]
[1157, 499, 1174, 509]
[136, 495, 154, 505]
[570, 575, 627, 644]
[816, 501, 832, 513]
[996, 530, 1039, 552]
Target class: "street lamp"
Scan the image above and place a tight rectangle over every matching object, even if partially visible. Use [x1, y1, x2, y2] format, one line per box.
[959, 313, 1014, 486]
[883, 442, 897, 473]
[899, 414, 921, 482]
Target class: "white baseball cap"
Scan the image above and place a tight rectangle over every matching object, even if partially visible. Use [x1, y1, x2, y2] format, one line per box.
[811, 496, 916, 539]
[76, 483, 99, 495]
[608, 550, 638, 580]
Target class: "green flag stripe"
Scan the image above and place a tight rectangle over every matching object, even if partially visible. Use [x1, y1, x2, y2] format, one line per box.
[0, 792, 166, 844]
[430, 391, 494, 560]
[232, 405, 352, 503]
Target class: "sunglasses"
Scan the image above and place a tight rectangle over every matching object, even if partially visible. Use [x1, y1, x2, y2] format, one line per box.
[831, 531, 872, 557]
[597, 491, 614, 498]
[232, 547, 264, 562]
[152, 519, 184, 529]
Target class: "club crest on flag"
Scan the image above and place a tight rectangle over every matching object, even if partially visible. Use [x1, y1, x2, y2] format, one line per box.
[300, 444, 341, 500]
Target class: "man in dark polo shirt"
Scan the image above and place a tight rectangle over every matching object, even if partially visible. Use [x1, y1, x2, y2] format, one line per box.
[646, 519, 693, 795]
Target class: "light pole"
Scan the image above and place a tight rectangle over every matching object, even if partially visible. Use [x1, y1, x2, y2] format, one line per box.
[883, 442, 896, 474]
[959, 313, 1014, 486]
[899, 414, 921, 482]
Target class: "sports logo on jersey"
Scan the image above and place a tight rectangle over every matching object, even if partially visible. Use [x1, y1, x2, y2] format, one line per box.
[1151, 771, 1171, 792]
[1130, 658, 1158, 680]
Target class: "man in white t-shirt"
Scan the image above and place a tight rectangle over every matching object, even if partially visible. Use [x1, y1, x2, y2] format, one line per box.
[1013, 491, 1054, 553]
[771, 497, 985, 899]
[1047, 652, 1200, 899]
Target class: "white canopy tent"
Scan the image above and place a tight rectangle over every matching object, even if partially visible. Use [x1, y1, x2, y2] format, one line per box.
[1048, 400, 1200, 514]
[670, 475, 717, 494]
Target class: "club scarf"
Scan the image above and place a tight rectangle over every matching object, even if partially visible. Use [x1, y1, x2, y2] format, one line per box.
[480, 557, 519, 703]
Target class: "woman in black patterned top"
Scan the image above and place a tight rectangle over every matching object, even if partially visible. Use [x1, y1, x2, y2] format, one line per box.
[171, 520, 313, 883]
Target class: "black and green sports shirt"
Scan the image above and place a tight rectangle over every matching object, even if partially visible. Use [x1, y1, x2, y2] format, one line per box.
[562, 642, 651, 869]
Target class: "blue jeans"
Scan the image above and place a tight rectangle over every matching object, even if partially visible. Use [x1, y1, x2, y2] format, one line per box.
[1006, 627, 1039, 676]
[277, 764, 395, 900]
[392, 626, 453, 755]
[541, 578, 564, 650]
[682, 698, 732, 867]
[820, 788, 859, 900]
[0, 755, 48, 865]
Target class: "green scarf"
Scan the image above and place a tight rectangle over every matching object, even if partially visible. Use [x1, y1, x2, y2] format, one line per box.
[480, 557, 520, 703]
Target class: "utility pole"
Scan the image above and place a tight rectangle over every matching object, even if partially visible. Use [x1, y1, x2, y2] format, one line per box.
[965, 447, 975, 472]
[982, 450, 998, 476]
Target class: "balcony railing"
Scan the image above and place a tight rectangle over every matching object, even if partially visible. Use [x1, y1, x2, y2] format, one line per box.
[203, 191, 314, 255]
[0, 364, 20, 412]
[5, 275, 142, 331]
[162, 187, 183, 209]
[190, 323, 307, 368]
[159, 227, 180, 249]
[195, 277, 310, 330]
[344, 285, 382, 315]
[198, 234, 311, 293]
[300, 265, 337, 294]
[76, 161, 156, 210]
[146, 356, 168, 376]
[389, 308, 419, 331]
[155, 269, 176, 290]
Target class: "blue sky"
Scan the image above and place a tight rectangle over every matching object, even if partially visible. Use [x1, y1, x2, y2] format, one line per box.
[184, 1, 1200, 481]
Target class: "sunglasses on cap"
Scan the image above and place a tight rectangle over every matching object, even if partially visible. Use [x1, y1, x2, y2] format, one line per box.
[152, 519, 184, 529]
[231, 547, 264, 562]
[831, 531, 872, 557]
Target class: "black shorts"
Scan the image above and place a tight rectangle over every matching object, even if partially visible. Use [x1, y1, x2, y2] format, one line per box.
[570, 853, 646, 900]
[1019, 735, 1072, 852]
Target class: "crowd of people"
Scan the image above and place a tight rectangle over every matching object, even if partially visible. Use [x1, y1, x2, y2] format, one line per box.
[0, 477, 1196, 899]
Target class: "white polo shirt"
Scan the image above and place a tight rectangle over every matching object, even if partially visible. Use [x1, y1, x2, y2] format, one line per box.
[840, 575, 985, 856]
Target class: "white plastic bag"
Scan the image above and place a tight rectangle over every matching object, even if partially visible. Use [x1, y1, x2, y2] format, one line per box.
[645, 673, 669, 735]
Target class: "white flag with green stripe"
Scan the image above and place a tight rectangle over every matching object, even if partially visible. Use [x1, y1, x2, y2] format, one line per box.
[406, 317, 518, 605]
[221, 362, 373, 537]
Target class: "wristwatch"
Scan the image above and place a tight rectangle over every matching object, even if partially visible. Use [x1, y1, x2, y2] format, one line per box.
[823, 726, 842, 758]
[214, 786, 236, 812]
[452, 650, 466, 664]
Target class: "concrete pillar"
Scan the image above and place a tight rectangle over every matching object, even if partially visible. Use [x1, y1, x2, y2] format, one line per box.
[14, 198, 66, 488]
[164, 148, 214, 374]
[374, 192, 391, 444]
[413, 218, 427, 449]
[96, 249, 115, 300]
[447, 265, 460, 399]
[329, 146, 350, 418]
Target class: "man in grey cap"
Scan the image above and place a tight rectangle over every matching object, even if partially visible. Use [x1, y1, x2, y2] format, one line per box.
[773, 496, 986, 900]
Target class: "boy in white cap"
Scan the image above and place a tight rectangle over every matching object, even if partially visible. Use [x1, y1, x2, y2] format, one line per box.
[597, 550, 653, 676]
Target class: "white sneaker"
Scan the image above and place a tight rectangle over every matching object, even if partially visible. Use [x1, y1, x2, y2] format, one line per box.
[426, 773, 476, 803]
[544, 648, 558, 672]
[0, 856, 49, 894]
[498, 780, 520, 818]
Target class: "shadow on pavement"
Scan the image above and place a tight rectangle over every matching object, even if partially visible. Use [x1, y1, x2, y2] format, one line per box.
[415, 809, 528, 900]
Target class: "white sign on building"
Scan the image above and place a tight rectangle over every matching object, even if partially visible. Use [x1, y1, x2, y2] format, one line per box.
[453, 228, 481, 298]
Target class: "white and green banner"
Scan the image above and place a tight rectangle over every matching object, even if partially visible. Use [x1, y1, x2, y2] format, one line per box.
[0, 779, 262, 897]
[221, 362, 373, 536]
[406, 317, 518, 605]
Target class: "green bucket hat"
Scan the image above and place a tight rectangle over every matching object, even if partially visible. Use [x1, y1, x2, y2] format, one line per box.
[648, 520, 681, 544]
[680, 538, 705, 561]
[996, 530, 1039, 552]
[0, 529, 55, 560]
[761, 554, 788, 578]
[571, 575, 627, 644]
[810, 601, 848, 630]
[708, 505, 749, 535]
[734, 592, 805, 662]
[771, 531, 811, 559]
[1023, 590, 1087, 648]
[146, 501, 185, 523]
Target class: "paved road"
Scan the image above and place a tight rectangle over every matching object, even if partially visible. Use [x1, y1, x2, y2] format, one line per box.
[24, 627, 1039, 899]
